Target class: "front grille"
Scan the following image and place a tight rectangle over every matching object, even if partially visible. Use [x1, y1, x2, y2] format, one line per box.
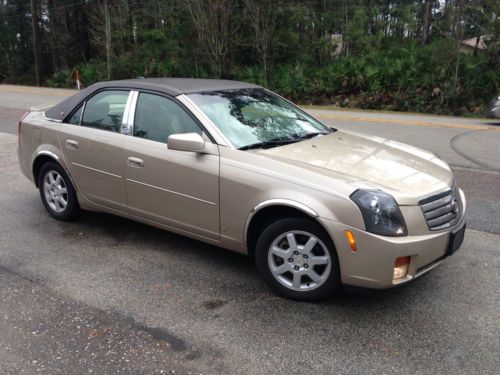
[419, 184, 460, 231]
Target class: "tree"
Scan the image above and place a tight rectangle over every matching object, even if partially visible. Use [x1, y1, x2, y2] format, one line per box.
[30, 0, 41, 85]
[243, 0, 279, 84]
[184, 0, 235, 78]
[0, 0, 497, 115]
[421, 0, 434, 44]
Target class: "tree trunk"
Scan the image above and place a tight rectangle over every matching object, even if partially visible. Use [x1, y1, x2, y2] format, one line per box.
[47, 0, 61, 72]
[473, 35, 481, 57]
[453, 0, 462, 92]
[30, 0, 41, 86]
[343, 0, 349, 58]
[105, 0, 112, 80]
[421, 0, 432, 45]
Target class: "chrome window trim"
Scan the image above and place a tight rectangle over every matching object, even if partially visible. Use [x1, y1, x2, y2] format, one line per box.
[78, 101, 87, 126]
[43, 114, 62, 123]
[123, 90, 139, 135]
[121, 90, 135, 134]
[176, 94, 233, 148]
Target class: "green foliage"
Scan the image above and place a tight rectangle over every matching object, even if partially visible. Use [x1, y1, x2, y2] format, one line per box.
[46, 69, 73, 88]
[1, 0, 499, 116]
[261, 36, 499, 115]
[78, 60, 108, 87]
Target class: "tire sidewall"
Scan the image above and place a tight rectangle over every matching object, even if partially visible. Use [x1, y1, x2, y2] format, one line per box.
[38, 162, 79, 221]
[255, 217, 341, 301]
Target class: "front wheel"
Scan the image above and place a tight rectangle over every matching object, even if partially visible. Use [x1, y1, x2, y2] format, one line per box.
[38, 162, 80, 221]
[255, 217, 340, 301]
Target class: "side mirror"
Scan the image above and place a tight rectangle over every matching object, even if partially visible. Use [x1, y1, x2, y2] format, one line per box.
[167, 132, 206, 153]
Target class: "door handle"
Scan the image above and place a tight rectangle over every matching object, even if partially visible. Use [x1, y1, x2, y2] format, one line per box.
[127, 156, 144, 168]
[65, 139, 79, 150]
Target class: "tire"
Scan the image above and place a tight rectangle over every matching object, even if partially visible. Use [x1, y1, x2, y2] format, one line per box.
[255, 217, 341, 301]
[38, 161, 80, 221]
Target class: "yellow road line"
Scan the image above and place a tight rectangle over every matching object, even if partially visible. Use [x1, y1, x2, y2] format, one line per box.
[1, 85, 498, 132]
[315, 113, 500, 132]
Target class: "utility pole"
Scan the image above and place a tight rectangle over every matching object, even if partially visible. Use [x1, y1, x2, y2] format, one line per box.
[30, 0, 40, 86]
[105, 0, 112, 80]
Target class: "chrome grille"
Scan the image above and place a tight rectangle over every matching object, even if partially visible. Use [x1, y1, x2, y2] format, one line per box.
[419, 185, 460, 231]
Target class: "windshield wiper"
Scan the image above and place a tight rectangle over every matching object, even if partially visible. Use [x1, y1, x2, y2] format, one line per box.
[294, 131, 328, 140]
[288, 128, 336, 140]
[239, 138, 301, 151]
[239, 128, 336, 151]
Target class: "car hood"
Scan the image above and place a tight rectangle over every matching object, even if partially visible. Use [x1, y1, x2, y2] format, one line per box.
[259, 130, 453, 205]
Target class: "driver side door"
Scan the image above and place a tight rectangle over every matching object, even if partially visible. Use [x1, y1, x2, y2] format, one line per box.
[123, 92, 220, 241]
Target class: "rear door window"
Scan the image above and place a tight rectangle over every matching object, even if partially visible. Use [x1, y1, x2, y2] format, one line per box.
[81, 90, 130, 132]
[67, 104, 83, 125]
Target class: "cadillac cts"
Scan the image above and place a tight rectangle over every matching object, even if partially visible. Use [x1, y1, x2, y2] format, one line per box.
[17, 78, 466, 300]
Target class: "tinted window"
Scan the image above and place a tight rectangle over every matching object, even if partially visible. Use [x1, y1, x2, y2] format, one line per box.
[81, 90, 129, 132]
[133, 93, 201, 143]
[67, 104, 83, 125]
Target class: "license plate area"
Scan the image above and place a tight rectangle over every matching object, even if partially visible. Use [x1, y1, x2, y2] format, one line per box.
[446, 223, 466, 256]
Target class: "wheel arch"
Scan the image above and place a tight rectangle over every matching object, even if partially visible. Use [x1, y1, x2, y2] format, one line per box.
[245, 200, 334, 258]
[32, 150, 74, 189]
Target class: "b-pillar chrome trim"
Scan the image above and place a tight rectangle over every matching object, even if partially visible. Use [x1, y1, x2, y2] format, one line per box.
[243, 199, 320, 242]
[176, 94, 234, 148]
[122, 90, 139, 135]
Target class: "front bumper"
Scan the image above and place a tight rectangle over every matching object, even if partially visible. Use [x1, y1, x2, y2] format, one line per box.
[320, 189, 466, 289]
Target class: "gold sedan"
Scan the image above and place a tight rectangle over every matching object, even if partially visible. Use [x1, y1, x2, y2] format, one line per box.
[17, 78, 466, 300]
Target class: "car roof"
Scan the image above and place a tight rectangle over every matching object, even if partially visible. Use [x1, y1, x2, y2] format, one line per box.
[45, 78, 262, 122]
[108, 78, 262, 95]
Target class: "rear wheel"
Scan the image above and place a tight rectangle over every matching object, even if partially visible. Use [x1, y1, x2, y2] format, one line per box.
[255, 217, 340, 301]
[38, 162, 80, 221]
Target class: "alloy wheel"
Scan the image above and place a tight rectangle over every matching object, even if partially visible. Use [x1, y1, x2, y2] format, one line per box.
[43, 170, 68, 213]
[267, 230, 331, 292]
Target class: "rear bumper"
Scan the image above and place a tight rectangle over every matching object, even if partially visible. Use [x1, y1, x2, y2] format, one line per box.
[320, 192, 466, 289]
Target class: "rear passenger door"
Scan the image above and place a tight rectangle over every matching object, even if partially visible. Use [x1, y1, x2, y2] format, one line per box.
[58, 90, 131, 212]
[123, 92, 220, 240]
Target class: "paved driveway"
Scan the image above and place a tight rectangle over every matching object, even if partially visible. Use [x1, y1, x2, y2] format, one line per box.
[0, 85, 499, 374]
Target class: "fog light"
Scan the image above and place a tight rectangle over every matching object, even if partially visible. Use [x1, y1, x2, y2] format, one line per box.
[344, 230, 357, 252]
[393, 256, 410, 280]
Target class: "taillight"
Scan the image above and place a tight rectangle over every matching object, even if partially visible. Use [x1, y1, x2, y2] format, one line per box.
[18, 111, 29, 147]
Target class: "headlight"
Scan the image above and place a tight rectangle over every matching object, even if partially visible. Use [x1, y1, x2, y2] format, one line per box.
[351, 189, 407, 236]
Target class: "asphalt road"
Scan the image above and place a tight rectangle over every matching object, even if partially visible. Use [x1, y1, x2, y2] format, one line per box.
[0, 85, 499, 374]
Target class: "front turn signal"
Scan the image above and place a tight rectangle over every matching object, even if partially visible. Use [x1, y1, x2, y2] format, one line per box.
[393, 256, 411, 281]
[345, 230, 357, 252]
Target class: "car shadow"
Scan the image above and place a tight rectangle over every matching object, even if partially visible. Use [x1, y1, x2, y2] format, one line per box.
[68, 209, 425, 308]
[485, 120, 500, 126]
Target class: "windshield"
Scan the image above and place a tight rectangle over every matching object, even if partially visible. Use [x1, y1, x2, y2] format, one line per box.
[187, 89, 333, 149]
